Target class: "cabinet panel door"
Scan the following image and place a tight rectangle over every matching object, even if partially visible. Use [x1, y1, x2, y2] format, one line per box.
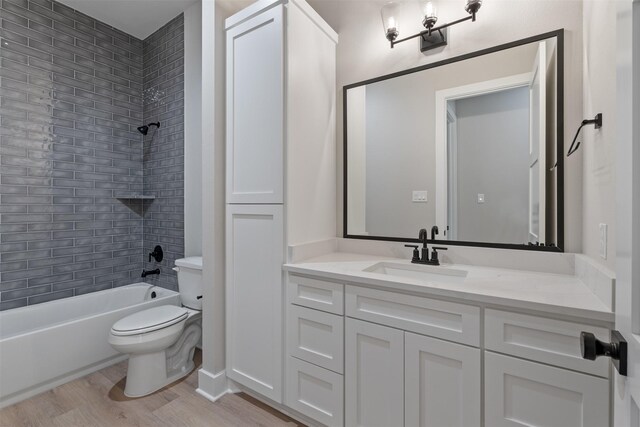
[226, 204, 283, 402]
[405, 333, 480, 427]
[285, 357, 344, 427]
[287, 305, 344, 373]
[345, 318, 404, 427]
[226, 6, 283, 204]
[485, 351, 609, 427]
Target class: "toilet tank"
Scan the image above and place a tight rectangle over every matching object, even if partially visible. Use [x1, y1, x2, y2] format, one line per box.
[174, 257, 203, 310]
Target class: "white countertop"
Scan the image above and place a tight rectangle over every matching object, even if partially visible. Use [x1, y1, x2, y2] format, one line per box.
[284, 252, 614, 323]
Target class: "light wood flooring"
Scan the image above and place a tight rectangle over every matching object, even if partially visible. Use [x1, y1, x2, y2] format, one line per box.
[0, 350, 305, 427]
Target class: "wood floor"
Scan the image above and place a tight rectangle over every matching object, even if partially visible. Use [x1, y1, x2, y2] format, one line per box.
[0, 350, 305, 427]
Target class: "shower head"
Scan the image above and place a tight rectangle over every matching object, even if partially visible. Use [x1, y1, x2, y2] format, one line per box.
[137, 122, 160, 135]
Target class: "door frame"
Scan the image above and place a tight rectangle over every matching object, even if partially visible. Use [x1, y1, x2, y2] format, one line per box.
[446, 102, 458, 240]
[434, 72, 532, 237]
[528, 42, 547, 245]
[614, 0, 640, 425]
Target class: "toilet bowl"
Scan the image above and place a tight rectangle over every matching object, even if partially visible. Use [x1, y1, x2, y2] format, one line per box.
[108, 257, 203, 397]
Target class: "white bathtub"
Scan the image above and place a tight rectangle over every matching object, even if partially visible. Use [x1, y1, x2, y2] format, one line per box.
[0, 283, 180, 409]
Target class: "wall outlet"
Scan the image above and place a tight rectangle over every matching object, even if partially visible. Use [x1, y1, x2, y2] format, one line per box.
[477, 193, 485, 204]
[599, 223, 607, 259]
[412, 191, 428, 203]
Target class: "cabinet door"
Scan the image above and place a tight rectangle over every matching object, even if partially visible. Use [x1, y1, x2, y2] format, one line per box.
[405, 332, 480, 427]
[345, 318, 404, 427]
[226, 6, 283, 204]
[485, 351, 609, 427]
[226, 204, 284, 402]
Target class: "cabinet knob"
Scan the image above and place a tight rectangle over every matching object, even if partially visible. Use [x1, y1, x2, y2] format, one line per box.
[580, 330, 627, 376]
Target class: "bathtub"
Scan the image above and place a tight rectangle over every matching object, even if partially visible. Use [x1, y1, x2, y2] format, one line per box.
[0, 283, 180, 409]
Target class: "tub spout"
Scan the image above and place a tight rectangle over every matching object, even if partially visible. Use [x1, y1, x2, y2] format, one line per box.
[141, 268, 160, 278]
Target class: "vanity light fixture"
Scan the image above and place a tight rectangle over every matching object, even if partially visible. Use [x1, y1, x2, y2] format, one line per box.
[382, 0, 482, 52]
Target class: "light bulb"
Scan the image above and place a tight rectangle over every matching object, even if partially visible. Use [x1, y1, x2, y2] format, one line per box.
[421, 0, 438, 30]
[381, 2, 401, 42]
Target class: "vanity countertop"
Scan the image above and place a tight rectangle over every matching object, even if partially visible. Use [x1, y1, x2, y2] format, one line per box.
[283, 252, 614, 323]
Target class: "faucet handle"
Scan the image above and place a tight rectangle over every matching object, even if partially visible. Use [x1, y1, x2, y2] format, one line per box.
[404, 244, 420, 263]
[430, 246, 448, 265]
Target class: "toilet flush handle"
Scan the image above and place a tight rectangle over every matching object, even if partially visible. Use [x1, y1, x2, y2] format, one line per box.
[172, 267, 179, 272]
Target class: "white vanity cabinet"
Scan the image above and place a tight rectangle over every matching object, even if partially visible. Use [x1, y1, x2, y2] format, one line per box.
[284, 272, 612, 427]
[225, 0, 337, 405]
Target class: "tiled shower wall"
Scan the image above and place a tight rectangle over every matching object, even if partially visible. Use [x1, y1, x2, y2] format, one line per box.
[141, 15, 184, 292]
[0, 0, 185, 309]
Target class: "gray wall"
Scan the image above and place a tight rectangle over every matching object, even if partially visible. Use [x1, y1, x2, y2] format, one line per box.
[0, 0, 185, 309]
[141, 14, 185, 292]
[454, 87, 530, 244]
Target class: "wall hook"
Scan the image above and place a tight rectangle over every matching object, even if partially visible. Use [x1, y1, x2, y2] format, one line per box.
[567, 113, 603, 157]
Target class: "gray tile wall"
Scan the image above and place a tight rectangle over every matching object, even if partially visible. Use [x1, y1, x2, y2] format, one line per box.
[0, 0, 186, 309]
[140, 15, 184, 292]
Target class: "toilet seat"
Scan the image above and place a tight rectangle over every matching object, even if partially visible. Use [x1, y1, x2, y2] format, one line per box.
[111, 305, 188, 337]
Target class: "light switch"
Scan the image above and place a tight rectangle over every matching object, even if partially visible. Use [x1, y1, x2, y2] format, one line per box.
[599, 223, 607, 259]
[477, 193, 485, 204]
[412, 191, 428, 203]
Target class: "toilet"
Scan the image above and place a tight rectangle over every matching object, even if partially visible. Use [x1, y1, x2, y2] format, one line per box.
[108, 257, 203, 397]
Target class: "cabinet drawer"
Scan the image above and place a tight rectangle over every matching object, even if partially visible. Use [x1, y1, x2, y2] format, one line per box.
[287, 305, 344, 373]
[288, 275, 344, 315]
[345, 286, 480, 346]
[485, 352, 609, 427]
[485, 309, 610, 377]
[285, 357, 344, 427]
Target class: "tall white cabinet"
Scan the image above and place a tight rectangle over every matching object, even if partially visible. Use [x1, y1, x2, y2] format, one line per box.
[225, 0, 338, 405]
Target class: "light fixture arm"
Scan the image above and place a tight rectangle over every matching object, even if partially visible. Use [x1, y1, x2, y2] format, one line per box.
[390, 13, 475, 48]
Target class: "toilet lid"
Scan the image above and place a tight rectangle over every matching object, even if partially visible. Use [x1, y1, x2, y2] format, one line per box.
[111, 305, 188, 336]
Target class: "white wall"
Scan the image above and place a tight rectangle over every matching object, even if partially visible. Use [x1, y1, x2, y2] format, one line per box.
[286, 0, 338, 246]
[185, 2, 204, 257]
[582, 0, 617, 270]
[198, 0, 237, 401]
[309, 0, 585, 253]
[346, 86, 367, 234]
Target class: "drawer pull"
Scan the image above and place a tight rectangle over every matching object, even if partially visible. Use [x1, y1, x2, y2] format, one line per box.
[580, 330, 627, 376]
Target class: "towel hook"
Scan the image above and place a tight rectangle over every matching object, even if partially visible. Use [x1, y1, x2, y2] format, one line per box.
[567, 113, 603, 157]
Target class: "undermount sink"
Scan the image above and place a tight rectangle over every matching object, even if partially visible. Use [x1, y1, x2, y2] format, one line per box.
[363, 262, 468, 284]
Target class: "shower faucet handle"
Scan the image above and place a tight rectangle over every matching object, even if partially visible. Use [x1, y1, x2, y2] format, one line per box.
[148, 245, 164, 263]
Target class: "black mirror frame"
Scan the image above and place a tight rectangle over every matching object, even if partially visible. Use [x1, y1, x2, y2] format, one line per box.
[343, 29, 565, 252]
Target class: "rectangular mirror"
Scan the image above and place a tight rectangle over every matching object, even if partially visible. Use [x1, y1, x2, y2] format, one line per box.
[344, 30, 564, 251]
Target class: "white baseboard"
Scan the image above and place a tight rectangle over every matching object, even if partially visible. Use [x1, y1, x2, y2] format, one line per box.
[196, 368, 228, 402]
